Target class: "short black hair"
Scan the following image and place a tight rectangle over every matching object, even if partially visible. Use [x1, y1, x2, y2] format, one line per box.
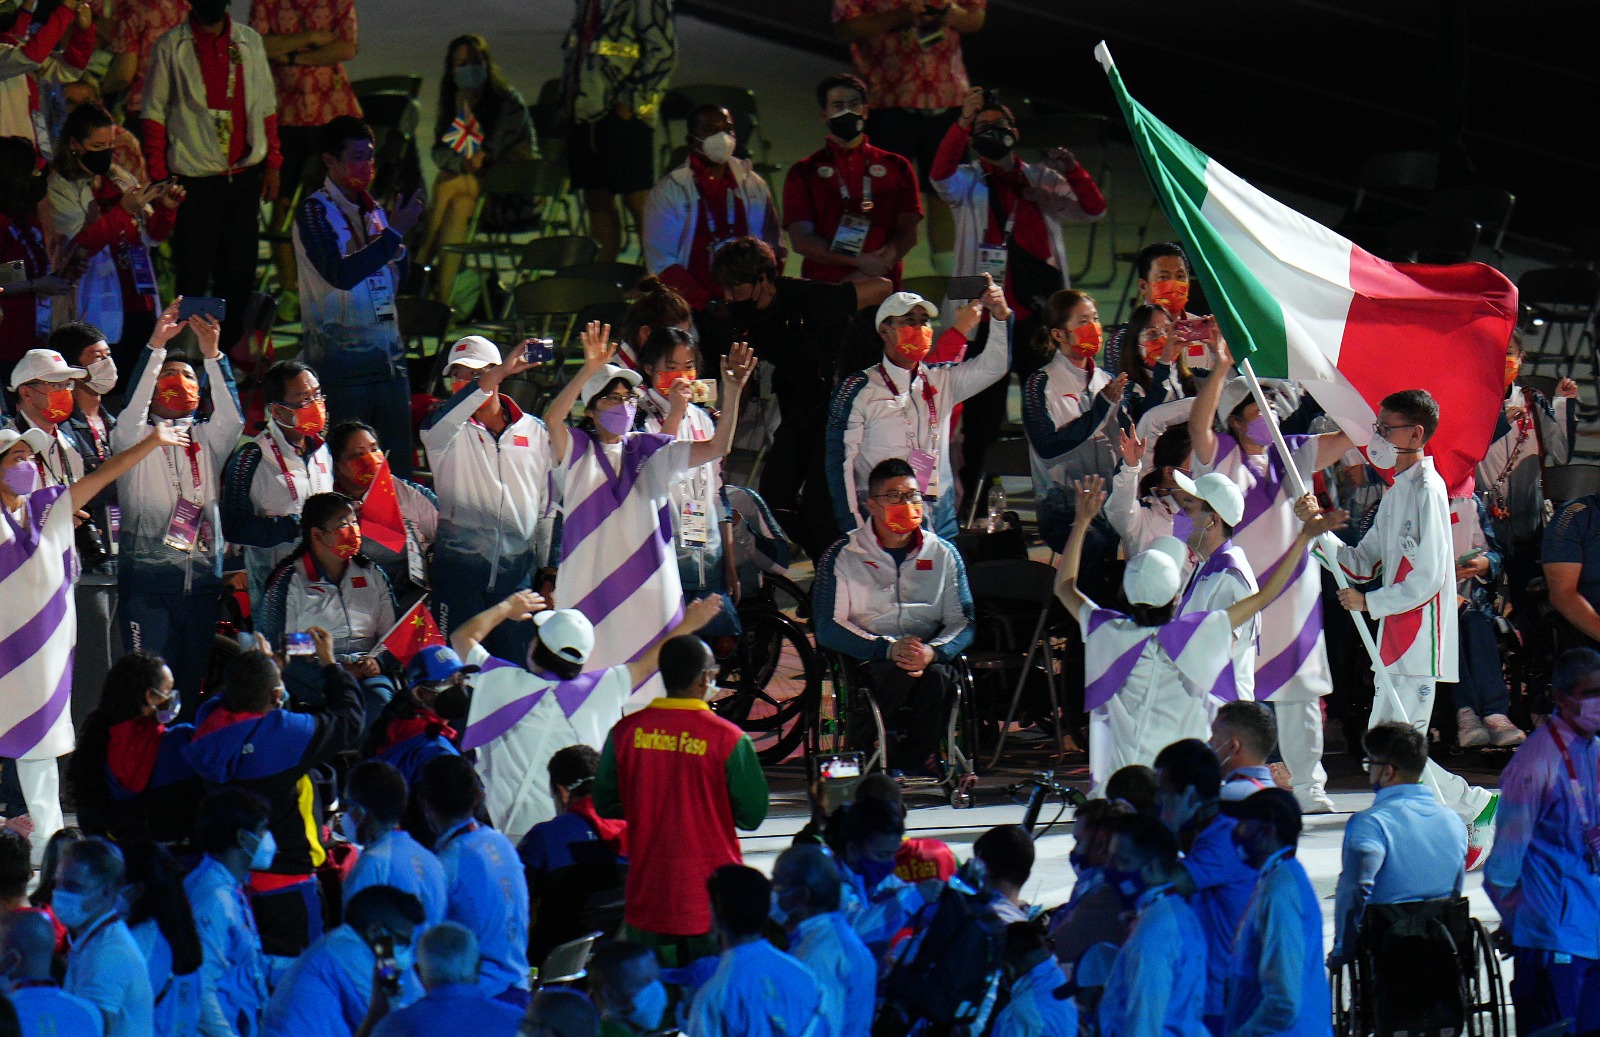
[47, 321, 107, 366]
[0, 830, 31, 901]
[588, 940, 655, 1001]
[345, 884, 426, 935]
[261, 360, 315, 404]
[1135, 241, 1188, 281]
[815, 72, 868, 109]
[223, 651, 282, 713]
[867, 457, 915, 494]
[327, 420, 379, 460]
[418, 753, 483, 820]
[706, 864, 770, 939]
[1105, 765, 1159, 816]
[1362, 722, 1428, 779]
[346, 760, 409, 825]
[687, 103, 730, 141]
[1555, 647, 1600, 698]
[658, 635, 713, 696]
[1154, 738, 1223, 801]
[1380, 388, 1440, 440]
[1108, 813, 1179, 871]
[973, 824, 1034, 888]
[635, 326, 700, 376]
[318, 115, 374, 158]
[1232, 788, 1303, 846]
[1215, 701, 1277, 758]
[841, 797, 904, 849]
[195, 787, 271, 855]
[547, 744, 600, 792]
[1002, 920, 1048, 967]
[710, 236, 777, 288]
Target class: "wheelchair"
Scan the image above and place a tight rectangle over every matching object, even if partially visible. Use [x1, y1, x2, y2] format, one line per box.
[1330, 897, 1508, 1037]
[812, 648, 980, 808]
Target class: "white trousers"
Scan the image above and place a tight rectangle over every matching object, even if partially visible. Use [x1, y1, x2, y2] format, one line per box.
[1369, 675, 1491, 822]
[1273, 696, 1328, 801]
[17, 757, 63, 862]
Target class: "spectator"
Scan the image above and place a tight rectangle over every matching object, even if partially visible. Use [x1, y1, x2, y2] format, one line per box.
[1045, 798, 1134, 973]
[1111, 243, 1200, 375]
[561, 2, 672, 264]
[1154, 738, 1257, 1034]
[328, 420, 437, 605]
[688, 865, 824, 1037]
[544, 326, 753, 676]
[0, 136, 71, 386]
[53, 79, 148, 180]
[1119, 305, 1194, 417]
[1190, 334, 1351, 812]
[0, 830, 31, 911]
[339, 760, 447, 928]
[824, 797, 932, 955]
[847, 771, 957, 883]
[28, 826, 83, 918]
[991, 922, 1076, 1037]
[369, 922, 521, 1037]
[293, 116, 423, 476]
[418, 35, 535, 301]
[594, 634, 769, 967]
[182, 630, 363, 958]
[643, 104, 781, 312]
[1, 420, 186, 859]
[1106, 424, 1192, 557]
[58, 839, 154, 1037]
[1171, 470, 1258, 701]
[51, 321, 118, 580]
[615, 277, 693, 370]
[1105, 764, 1160, 816]
[1542, 488, 1600, 650]
[1450, 494, 1523, 748]
[7, 346, 88, 489]
[831, 0, 986, 269]
[1021, 287, 1122, 554]
[1097, 814, 1208, 1037]
[1330, 722, 1466, 966]
[829, 281, 1010, 538]
[257, 491, 399, 729]
[453, 593, 725, 843]
[815, 457, 975, 773]
[366, 645, 467, 801]
[47, 104, 182, 378]
[260, 885, 425, 1037]
[66, 650, 200, 843]
[420, 336, 554, 662]
[111, 304, 241, 707]
[770, 845, 875, 1037]
[223, 359, 334, 613]
[518, 745, 628, 968]
[1224, 789, 1332, 1037]
[0, 0, 96, 160]
[523, 990, 600, 1037]
[784, 72, 921, 287]
[973, 824, 1037, 927]
[141, 0, 281, 350]
[0, 909, 102, 1036]
[185, 787, 271, 1037]
[120, 840, 214, 1036]
[586, 941, 667, 1037]
[96, 0, 186, 124]
[1485, 647, 1600, 1037]
[1209, 701, 1277, 802]
[712, 235, 888, 554]
[416, 755, 530, 1008]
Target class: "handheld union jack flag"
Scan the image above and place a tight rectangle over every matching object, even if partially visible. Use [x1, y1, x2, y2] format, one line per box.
[444, 112, 484, 157]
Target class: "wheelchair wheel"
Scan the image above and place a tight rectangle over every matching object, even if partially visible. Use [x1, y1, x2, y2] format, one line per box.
[711, 603, 821, 765]
[1466, 920, 1509, 1037]
[755, 571, 811, 625]
[1331, 960, 1361, 1037]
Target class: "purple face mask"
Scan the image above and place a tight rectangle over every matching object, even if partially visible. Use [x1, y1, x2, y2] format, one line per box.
[596, 401, 637, 436]
[3, 458, 38, 496]
[1245, 416, 1274, 446]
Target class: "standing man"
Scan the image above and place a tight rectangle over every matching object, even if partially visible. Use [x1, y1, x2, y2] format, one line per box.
[593, 634, 769, 968]
[784, 73, 921, 288]
[142, 0, 281, 350]
[561, 0, 675, 263]
[1485, 647, 1600, 1037]
[293, 115, 424, 475]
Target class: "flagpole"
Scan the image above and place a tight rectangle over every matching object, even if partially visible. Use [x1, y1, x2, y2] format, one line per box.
[1236, 358, 1443, 798]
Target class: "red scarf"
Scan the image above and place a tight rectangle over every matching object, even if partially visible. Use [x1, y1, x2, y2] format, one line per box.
[197, 705, 268, 738]
[379, 709, 457, 752]
[570, 796, 628, 857]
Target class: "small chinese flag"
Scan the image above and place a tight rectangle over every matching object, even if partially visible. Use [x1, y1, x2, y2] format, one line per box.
[360, 460, 408, 553]
[380, 598, 446, 665]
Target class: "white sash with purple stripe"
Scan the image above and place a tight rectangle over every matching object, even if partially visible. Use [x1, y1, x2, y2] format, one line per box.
[1081, 605, 1236, 710]
[0, 486, 79, 759]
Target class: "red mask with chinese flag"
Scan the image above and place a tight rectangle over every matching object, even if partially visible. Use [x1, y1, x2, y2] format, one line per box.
[1141, 334, 1168, 368]
[654, 368, 695, 395]
[1150, 279, 1189, 314]
[882, 499, 923, 534]
[280, 399, 327, 437]
[1504, 354, 1521, 389]
[344, 451, 386, 490]
[1067, 322, 1103, 359]
[39, 387, 74, 424]
[329, 523, 362, 559]
[156, 375, 199, 413]
[894, 325, 933, 365]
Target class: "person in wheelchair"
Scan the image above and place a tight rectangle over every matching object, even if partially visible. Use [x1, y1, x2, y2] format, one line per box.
[1330, 722, 1466, 970]
[814, 457, 975, 776]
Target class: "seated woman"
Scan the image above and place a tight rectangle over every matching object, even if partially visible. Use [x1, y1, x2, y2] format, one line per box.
[258, 492, 399, 732]
[1121, 304, 1195, 424]
[415, 33, 535, 305]
[1106, 424, 1193, 558]
[328, 420, 438, 607]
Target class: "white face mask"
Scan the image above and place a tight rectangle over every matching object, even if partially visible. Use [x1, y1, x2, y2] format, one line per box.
[246, 829, 277, 871]
[698, 131, 736, 164]
[1365, 434, 1398, 471]
[85, 357, 117, 396]
[1577, 696, 1600, 735]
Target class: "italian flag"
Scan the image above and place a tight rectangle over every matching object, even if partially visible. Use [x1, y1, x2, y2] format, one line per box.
[1097, 43, 1517, 494]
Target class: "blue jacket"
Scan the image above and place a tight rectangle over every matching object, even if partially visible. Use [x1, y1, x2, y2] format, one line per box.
[343, 828, 450, 928]
[1224, 851, 1332, 1037]
[687, 939, 826, 1037]
[788, 911, 876, 1037]
[369, 983, 521, 1037]
[1182, 812, 1259, 1019]
[1099, 887, 1208, 1037]
[433, 820, 531, 1000]
[992, 956, 1077, 1037]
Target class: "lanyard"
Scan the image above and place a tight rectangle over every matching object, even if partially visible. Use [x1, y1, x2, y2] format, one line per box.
[70, 913, 119, 952]
[3, 217, 47, 269]
[694, 175, 746, 243]
[836, 153, 875, 212]
[878, 362, 938, 453]
[983, 167, 1021, 244]
[163, 439, 204, 500]
[434, 820, 479, 853]
[266, 433, 301, 503]
[1548, 717, 1599, 831]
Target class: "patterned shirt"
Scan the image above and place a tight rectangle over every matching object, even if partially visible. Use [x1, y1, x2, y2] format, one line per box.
[249, 0, 360, 128]
[110, 0, 190, 114]
[831, 0, 986, 110]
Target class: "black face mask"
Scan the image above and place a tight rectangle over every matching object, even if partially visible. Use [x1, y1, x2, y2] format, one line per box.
[190, 0, 229, 23]
[970, 126, 1016, 161]
[79, 148, 113, 177]
[827, 112, 865, 143]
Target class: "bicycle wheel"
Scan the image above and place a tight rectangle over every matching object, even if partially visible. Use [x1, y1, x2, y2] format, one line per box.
[712, 604, 820, 764]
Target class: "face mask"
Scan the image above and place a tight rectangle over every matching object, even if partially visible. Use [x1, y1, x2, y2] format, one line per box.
[79, 148, 113, 177]
[155, 692, 181, 725]
[246, 829, 277, 871]
[1233, 839, 1253, 866]
[970, 126, 1016, 161]
[50, 890, 96, 930]
[698, 131, 736, 164]
[596, 401, 637, 436]
[85, 357, 117, 395]
[339, 810, 363, 847]
[882, 499, 923, 534]
[190, 0, 228, 23]
[344, 451, 386, 490]
[1102, 866, 1144, 905]
[1504, 354, 1521, 389]
[1141, 335, 1167, 368]
[2, 459, 38, 496]
[340, 160, 375, 196]
[1067, 322, 1103, 359]
[1210, 741, 1234, 772]
[828, 111, 865, 143]
[39, 388, 75, 424]
[1576, 697, 1600, 734]
[769, 888, 793, 928]
[1159, 789, 1199, 834]
[654, 368, 694, 395]
[1244, 416, 1274, 448]
[278, 399, 327, 437]
[894, 324, 934, 364]
[1150, 279, 1189, 313]
[857, 856, 897, 889]
[392, 942, 416, 973]
[453, 63, 487, 91]
[1067, 848, 1090, 875]
[629, 980, 668, 1032]
[156, 374, 200, 414]
[1365, 433, 1398, 471]
[327, 524, 363, 560]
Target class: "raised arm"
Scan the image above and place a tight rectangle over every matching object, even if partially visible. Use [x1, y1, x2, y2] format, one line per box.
[625, 594, 725, 688]
[1188, 331, 1231, 467]
[449, 590, 547, 661]
[686, 342, 755, 468]
[544, 322, 617, 464]
[1053, 476, 1106, 616]
[69, 423, 187, 511]
[1225, 509, 1349, 628]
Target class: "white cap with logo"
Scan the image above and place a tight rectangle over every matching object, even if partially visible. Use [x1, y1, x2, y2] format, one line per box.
[580, 364, 644, 407]
[874, 292, 938, 327]
[8, 349, 87, 391]
[445, 336, 502, 372]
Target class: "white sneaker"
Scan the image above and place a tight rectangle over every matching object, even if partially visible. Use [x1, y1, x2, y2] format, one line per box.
[1483, 714, 1526, 748]
[1296, 789, 1337, 814]
[1466, 792, 1499, 872]
[1457, 707, 1490, 748]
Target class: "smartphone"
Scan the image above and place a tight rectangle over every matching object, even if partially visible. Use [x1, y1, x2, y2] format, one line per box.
[813, 751, 865, 813]
[0, 260, 25, 287]
[689, 379, 718, 405]
[982, 87, 1001, 109]
[1171, 317, 1211, 358]
[523, 338, 555, 365]
[178, 296, 227, 322]
[946, 274, 989, 300]
[372, 936, 403, 997]
[284, 632, 314, 657]
[1456, 548, 1484, 567]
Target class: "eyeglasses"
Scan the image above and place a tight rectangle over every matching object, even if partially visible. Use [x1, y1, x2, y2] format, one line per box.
[28, 379, 73, 391]
[598, 393, 641, 406]
[283, 392, 327, 407]
[871, 491, 924, 505]
[1371, 421, 1417, 440]
[1360, 757, 1391, 769]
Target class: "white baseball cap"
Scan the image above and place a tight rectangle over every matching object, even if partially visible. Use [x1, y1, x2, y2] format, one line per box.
[874, 291, 938, 328]
[1122, 548, 1181, 607]
[1147, 535, 1190, 573]
[1172, 470, 1246, 526]
[580, 364, 643, 407]
[0, 427, 52, 457]
[533, 609, 595, 665]
[8, 349, 87, 390]
[445, 336, 501, 372]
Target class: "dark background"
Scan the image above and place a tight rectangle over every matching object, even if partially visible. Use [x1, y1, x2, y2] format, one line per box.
[681, 0, 1594, 260]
